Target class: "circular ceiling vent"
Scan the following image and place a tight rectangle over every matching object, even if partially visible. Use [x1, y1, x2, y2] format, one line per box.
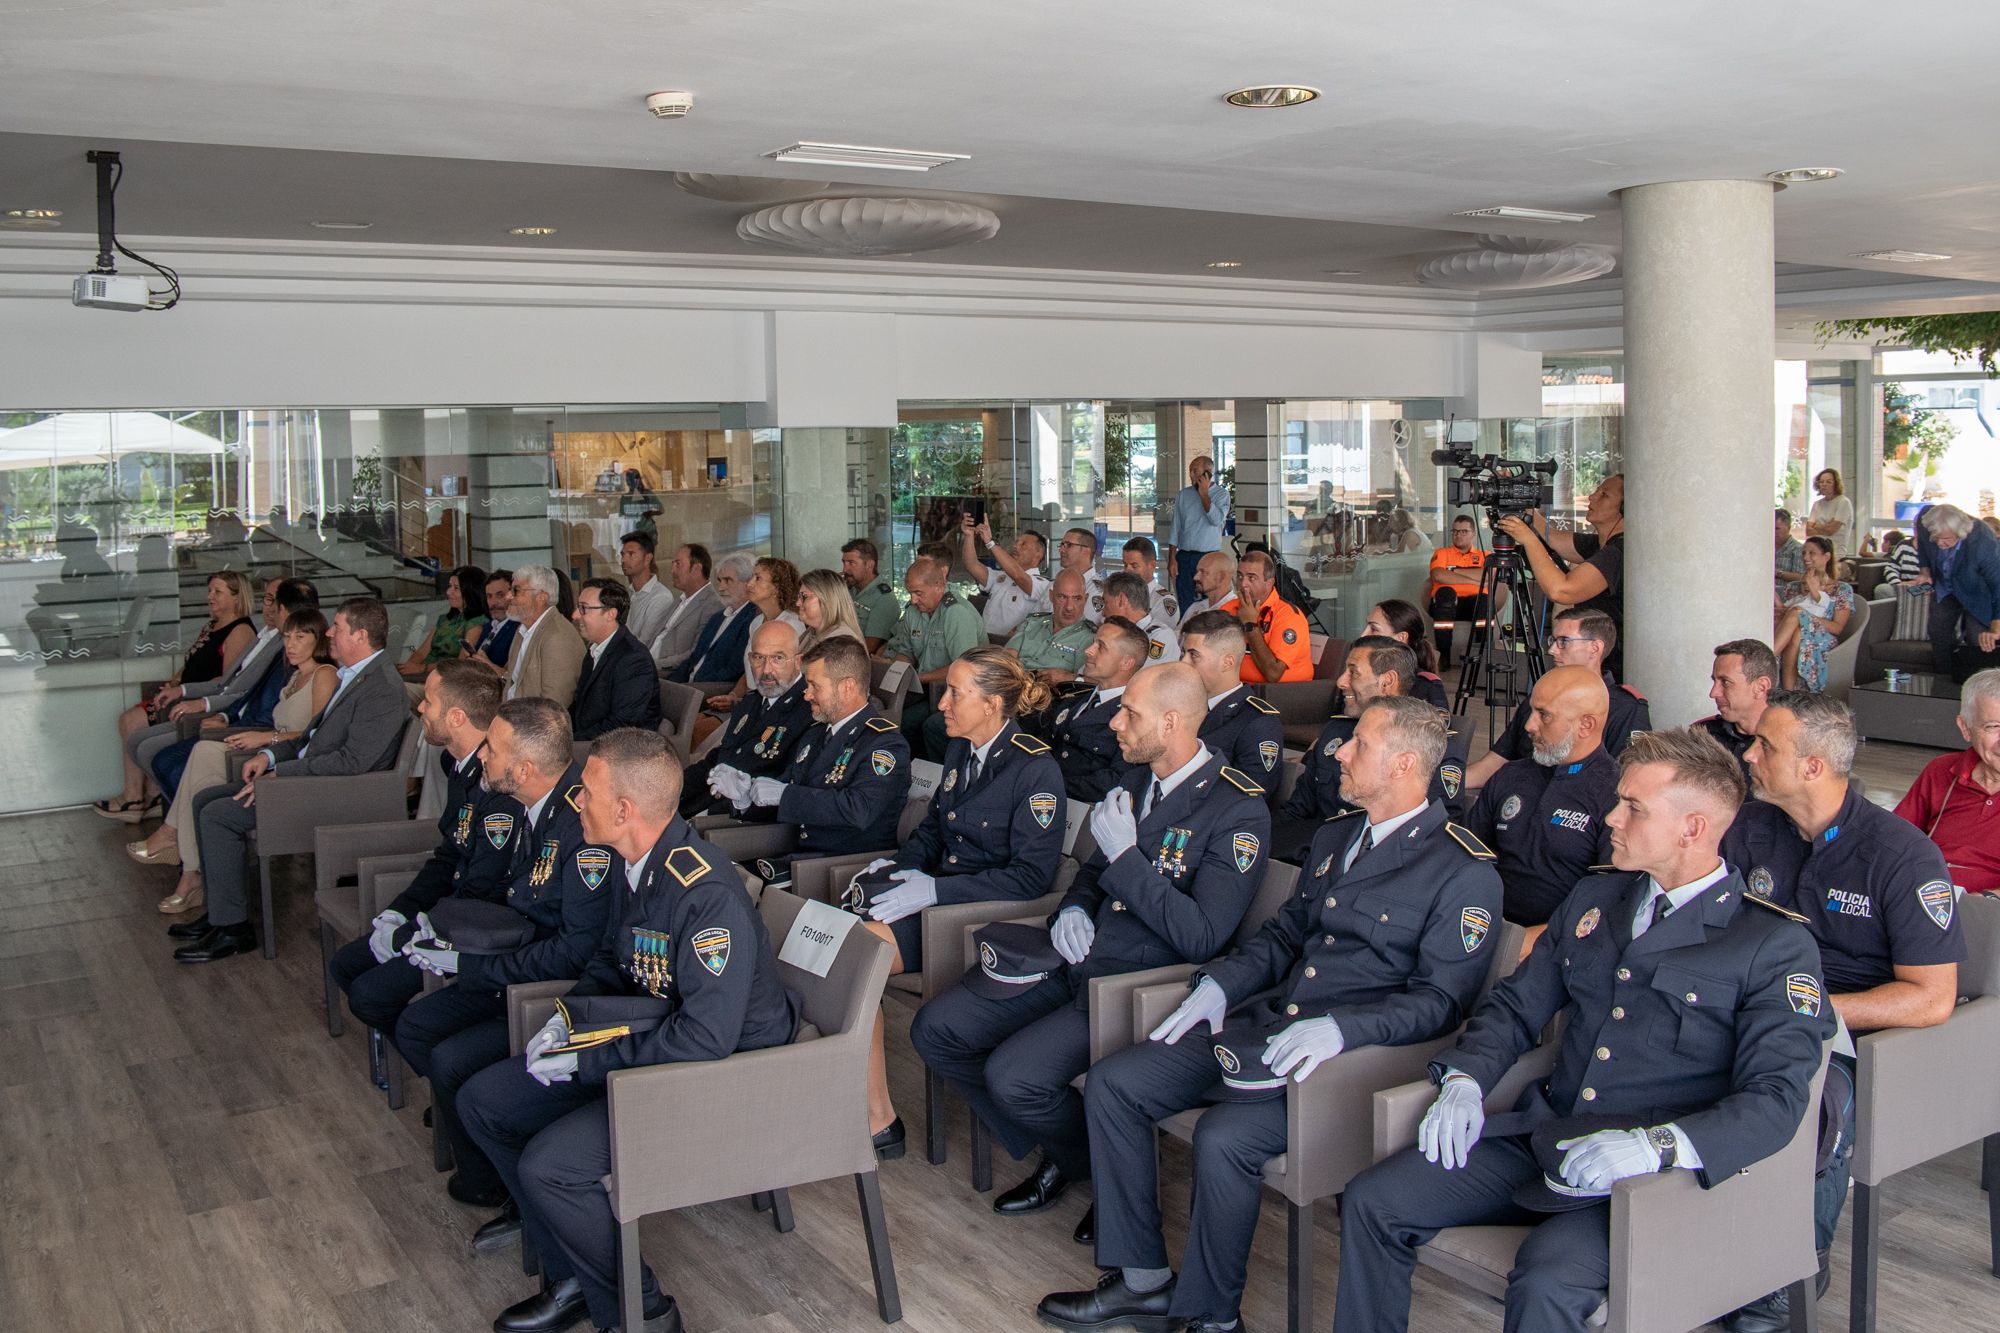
[736, 196, 1001, 257]
[671, 173, 830, 204]
[1416, 242, 1617, 290]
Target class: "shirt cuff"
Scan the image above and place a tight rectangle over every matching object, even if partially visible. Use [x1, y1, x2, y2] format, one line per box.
[1663, 1122, 1703, 1171]
[258, 749, 277, 769]
[201, 697, 215, 713]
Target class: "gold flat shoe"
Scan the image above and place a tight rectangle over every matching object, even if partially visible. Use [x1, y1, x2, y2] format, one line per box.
[126, 840, 181, 867]
[158, 885, 204, 914]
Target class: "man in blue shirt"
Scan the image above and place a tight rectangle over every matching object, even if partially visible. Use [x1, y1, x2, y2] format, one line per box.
[1166, 454, 1230, 614]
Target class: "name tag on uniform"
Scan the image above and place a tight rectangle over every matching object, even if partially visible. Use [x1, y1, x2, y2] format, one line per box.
[778, 897, 858, 978]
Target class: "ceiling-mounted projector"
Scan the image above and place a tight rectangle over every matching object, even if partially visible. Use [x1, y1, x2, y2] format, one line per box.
[72, 272, 154, 311]
[70, 148, 181, 312]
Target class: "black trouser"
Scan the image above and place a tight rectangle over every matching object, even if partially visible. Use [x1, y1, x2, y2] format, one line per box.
[1929, 593, 1966, 677]
[329, 936, 425, 1033]
[392, 983, 508, 1195]
[1427, 588, 1491, 665]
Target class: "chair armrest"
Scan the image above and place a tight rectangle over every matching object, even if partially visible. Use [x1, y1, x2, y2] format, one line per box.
[918, 893, 1065, 1000]
[705, 823, 799, 866]
[1853, 994, 2000, 1183]
[1087, 965, 1198, 1062]
[315, 818, 439, 896]
[1130, 979, 1198, 1047]
[1372, 1044, 1560, 1161]
[356, 856, 430, 918]
[1285, 1036, 1457, 1203]
[254, 772, 409, 857]
[688, 814, 747, 833]
[506, 980, 577, 1055]
[788, 850, 893, 905]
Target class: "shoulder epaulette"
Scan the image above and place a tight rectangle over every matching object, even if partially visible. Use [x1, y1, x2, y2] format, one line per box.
[1586, 863, 1619, 874]
[1742, 892, 1808, 924]
[875, 581, 892, 595]
[865, 716, 898, 733]
[1219, 766, 1266, 795]
[1619, 683, 1647, 700]
[941, 592, 959, 606]
[1326, 808, 1364, 822]
[665, 845, 712, 887]
[1245, 695, 1280, 715]
[1011, 732, 1051, 756]
[1445, 822, 1497, 861]
[563, 784, 584, 812]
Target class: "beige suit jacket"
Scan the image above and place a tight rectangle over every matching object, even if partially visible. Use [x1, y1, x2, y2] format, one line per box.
[507, 608, 588, 708]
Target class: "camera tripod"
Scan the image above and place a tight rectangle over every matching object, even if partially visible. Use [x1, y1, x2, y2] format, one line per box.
[1449, 534, 1548, 730]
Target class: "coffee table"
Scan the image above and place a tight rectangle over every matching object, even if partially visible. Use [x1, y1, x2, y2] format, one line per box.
[1850, 674, 1963, 749]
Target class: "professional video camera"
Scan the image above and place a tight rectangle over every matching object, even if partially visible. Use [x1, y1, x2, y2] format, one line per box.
[1429, 443, 1558, 549]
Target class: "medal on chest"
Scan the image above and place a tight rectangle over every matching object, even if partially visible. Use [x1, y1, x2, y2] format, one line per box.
[528, 838, 559, 888]
[1155, 827, 1191, 875]
[629, 927, 673, 997]
[453, 803, 474, 847]
[827, 745, 855, 784]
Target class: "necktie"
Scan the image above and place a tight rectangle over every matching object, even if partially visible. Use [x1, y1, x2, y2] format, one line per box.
[1646, 891, 1674, 934]
[967, 750, 983, 788]
[1345, 824, 1375, 872]
[1140, 777, 1162, 822]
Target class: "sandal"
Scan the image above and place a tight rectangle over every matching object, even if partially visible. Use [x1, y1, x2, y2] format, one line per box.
[93, 796, 151, 822]
[127, 839, 181, 867]
[158, 883, 204, 914]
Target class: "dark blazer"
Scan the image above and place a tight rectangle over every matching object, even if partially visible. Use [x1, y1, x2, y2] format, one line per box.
[894, 720, 1066, 907]
[1034, 681, 1136, 803]
[1199, 685, 1285, 797]
[1918, 510, 2000, 626]
[267, 649, 407, 778]
[456, 763, 613, 991]
[383, 750, 524, 922]
[571, 627, 664, 740]
[681, 676, 816, 817]
[767, 705, 913, 857]
[670, 604, 753, 685]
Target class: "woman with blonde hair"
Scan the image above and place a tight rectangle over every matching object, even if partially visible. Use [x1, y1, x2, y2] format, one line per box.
[843, 644, 1068, 1157]
[703, 555, 806, 713]
[797, 567, 864, 653]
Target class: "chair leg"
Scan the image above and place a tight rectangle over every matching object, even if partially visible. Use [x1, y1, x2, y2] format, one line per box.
[925, 1068, 947, 1166]
[770, 1187, 795, 1235]
[854, 1171, 902, 1324]
[752, 1191, 772, 1212]
[384, 1040, 406, 1112]
[259, 855, 277, 959]
[1287, 1199, 1314, 1333]
[1986, 1134, 2000, 1278]
[431, 1091, 454, 1173]
[1983, 1131, 1998, 1193]
[969, 1116, 993, 1193]
[1848, 1180, 1879, 1333]
[319, 922, 344, 1038]
[1787, 1277, 1818, 1333]
[618, 1218, 644, 1333]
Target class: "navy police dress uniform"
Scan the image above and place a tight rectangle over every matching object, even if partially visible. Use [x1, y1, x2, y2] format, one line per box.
[1271, 714, 1470, 863]
[1697, 713, 1758, 776]
[1032, 681, 1138, 803]
[909, 749, 1268, 1182]
[459, 818, 799, 1332]
[330, 748, 521, 1032]
[746, 704, 913, 882]
[1464, 745, 1620, 926]
[391, 764, 614, 1200]
[1086, 803, 1504, 1327]
[679, 677, 814, 818]
[1492, 673, 1652, 761]
[1198, 685, 1285, 799]
[1333, 867, 1833, 1333]
[868, 720, 1067, 971]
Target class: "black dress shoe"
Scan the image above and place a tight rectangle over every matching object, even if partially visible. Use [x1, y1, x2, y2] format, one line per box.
[167, 913, 212, 939]
[995, 1155, 1067, 1215]
[1176, 1321, 1238, 1332]
[494, 1276, 587, 1333]
[473, 1200, 523, 1252]
[871, 1117, 906, 1161]
[173, 923, 257, 963]
[1723, 1248, 1829, 1333]
[596, 1292, 681, 1333]
[449, 1173, 508, 1208]
[1037, 1269, 1176, 1332]
[1073, 1203, 1095, 1245]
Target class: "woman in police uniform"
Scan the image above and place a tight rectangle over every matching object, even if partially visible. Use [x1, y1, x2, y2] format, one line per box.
[848, 644, 1069, 1156]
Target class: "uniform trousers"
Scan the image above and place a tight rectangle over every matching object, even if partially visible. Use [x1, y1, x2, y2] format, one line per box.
[1084, 1032, 1288, 1324]
[900, 698, 942, 763]
[1333, 1136, 1611, 1333]
[908, 970, 1094, 1179]
[392, 983, 508, 1195]
[459, 1061, 661, 1331]
[192, 781, 259, 926]
[328, 936, 425, 1033]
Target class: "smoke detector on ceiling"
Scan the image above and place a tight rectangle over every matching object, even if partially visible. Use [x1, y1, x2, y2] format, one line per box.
[645, 90, 695, 119]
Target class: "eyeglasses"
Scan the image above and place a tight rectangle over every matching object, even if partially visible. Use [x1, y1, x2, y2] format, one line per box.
[576, 602, 611, 614]
[1546, 634, 1598, 651]
[1058, 538, 1092, 550]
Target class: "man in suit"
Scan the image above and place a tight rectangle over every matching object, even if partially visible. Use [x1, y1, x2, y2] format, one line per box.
[172, 596, 409, 962]
[649, 542, 718, 673]
[477, 570, 521, 670]
[568, 579, 663, 740]
[682, 620, 813, 818]
[503, 565, 588, 707]
[1024, 616, 1148, 803]
[667, 551, 754, 686]
[1180, 611, 1286, 792]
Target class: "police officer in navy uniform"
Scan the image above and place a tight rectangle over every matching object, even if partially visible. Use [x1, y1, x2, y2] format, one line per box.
[1273, 636, 1469, 862]
[459, 729, 799, 1333]
[732, 637, 912, 883]
[1719, 690, 1963, 1333]
[1698, 637, 1779, 778]
[1332, 728, 1833, 1333]
[1030, 616, 1147, 802]
[680, 620, 813, 818]
[1464, 608, 1650, 791]
[329, 662, 515, 1076]
[1040, 696, 1503, 1333]
[1465, 666, 1620, 930]
[389, 700, 612, 1220]
[1180, 609, 1286, 793]
[911, 663, 1267, 1241]
[848, 646, 1069, 1159]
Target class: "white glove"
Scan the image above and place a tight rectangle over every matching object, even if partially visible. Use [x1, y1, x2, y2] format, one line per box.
[867, 869, 938, 924]
[406, 942, 459, 976]
[1418, 1074, 1486, 1170]
[368, 909, 407, 964]
[1149, 977, 1227, 1044]
[1263, 1015, 1345, 1082]
[750, 777, 786, 807]
[1090, 787, 1139, 862]
[524, 1010, 570, 1062]
[1051, 907, 1096, 965]
[527, 1050, 578, 1085]
[708, 764, 751, 804]
[1557, 1128, 1663, 1193]
[861, 857, 893, 876]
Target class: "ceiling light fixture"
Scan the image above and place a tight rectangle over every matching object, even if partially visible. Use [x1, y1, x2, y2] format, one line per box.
[1854, 249, 1950, 263]
[1205, 260, 1243, 268]
[1765, 167, 1843, 184]
[508, 226, 558, 236]
[1224, 84, 1320, 108]
[1452, 205, 1596, 224]
[766, 142, 968, 172]
[309, 220, 374, 230]
[5, 208, 61, 219]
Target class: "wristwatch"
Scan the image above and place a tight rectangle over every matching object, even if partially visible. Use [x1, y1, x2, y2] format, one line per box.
[1646, 1125, 1678, 1169]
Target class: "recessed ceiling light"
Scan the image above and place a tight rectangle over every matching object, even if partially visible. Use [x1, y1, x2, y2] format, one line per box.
[1323, 269, 1362, 276]
[767, 142, 968, 172]
[1765, 167, 1843, 184]
[4, 208, 61, 220]
[1205, 260, 1243, 268]
[1854, 249, 1951, 263]
[1453, 205, 1596, 224]
[508, 226, 558, 237]
[309, 220, 374, 230]
[1224, 84, 1321, 108]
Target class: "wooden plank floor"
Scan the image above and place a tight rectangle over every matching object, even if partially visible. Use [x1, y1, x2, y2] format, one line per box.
[3, 730, 1991, 1333]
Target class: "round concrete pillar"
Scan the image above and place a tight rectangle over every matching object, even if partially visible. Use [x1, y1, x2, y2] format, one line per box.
[1619, 179, 1777, 725]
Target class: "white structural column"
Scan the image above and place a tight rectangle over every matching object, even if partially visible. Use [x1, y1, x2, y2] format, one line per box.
[1620, 179, 1777, 725]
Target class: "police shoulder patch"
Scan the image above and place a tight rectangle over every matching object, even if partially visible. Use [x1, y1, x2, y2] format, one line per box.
[1917, 879, 1955, 929]
[563, 784, 584, 812]
[865, 716, 898, 733]
[665, 845, 713, 887]
[1219, 766, 1265, 795]
[1245, 694, 1280, 715]
[1445, 823, 1497, 861]
[1011, 732, 1051, 756]
[1785, 972, 1823, 1017]
[1742, 892, 1808, 924]
[692, 926, 731, 976]
[574, 847, 612, 891]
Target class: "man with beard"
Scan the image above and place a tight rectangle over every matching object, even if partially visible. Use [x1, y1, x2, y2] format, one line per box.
[1029, 616, 1150, 803]
[1179, 611, 1285, 792]
[683, 620, 813, 819]
[1006, 568, 1097, 685]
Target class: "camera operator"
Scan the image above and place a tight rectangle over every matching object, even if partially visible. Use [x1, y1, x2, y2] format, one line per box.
[1495, 473, 1626, 675]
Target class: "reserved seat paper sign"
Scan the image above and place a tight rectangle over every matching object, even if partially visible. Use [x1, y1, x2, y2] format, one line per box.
[778, 897, 858, 977]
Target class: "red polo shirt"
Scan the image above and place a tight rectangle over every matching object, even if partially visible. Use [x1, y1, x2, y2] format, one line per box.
[1894, 748, 2000, 892]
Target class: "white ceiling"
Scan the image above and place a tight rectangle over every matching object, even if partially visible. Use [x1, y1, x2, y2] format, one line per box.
[1, 0, 1997, 288]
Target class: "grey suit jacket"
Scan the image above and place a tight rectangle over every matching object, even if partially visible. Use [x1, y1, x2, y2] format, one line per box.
[185, 626, 284, 710]
[650, 581, 718, 672]
[508, 608, 589, 707]
[268, 650, 409, 778]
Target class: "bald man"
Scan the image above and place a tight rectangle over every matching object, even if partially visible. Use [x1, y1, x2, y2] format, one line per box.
[1463, 665, 1619, 932]
[1179, 550, 1241, 624]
